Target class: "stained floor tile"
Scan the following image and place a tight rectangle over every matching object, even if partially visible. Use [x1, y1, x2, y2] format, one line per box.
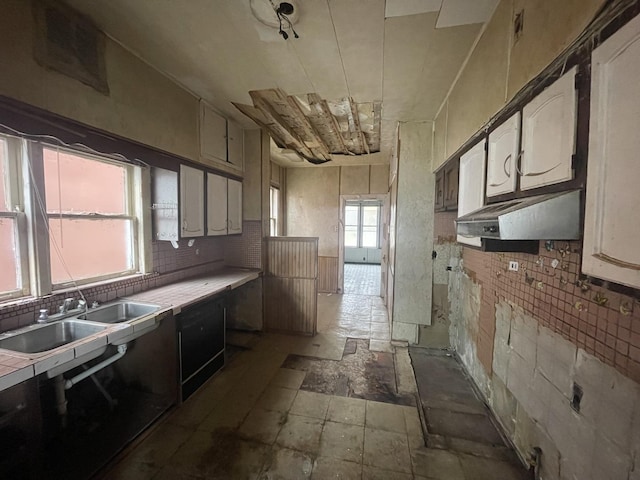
[326, 396, 366, 426]
[260, 447, 314, 480]
[271, 368, 307, 389]
[312, 457, 362, 479]
[290, 390, 331, 419]
[275, 414, 323, 453]
[98, 293, 528, 480]
[238, 408, 286, 444]
[365, 400, 407, 433]
[258, 385, 298, 413]
[363, 428, 412, 474]
[319, 421, 364, 463]
[361, 465, 413, 480]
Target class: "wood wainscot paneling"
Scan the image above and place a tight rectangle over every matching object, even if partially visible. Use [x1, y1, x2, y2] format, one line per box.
[318, 256, 339, 293]
[264, 237, 318, 335]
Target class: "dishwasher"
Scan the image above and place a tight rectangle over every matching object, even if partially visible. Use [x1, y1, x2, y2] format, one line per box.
[177, 295, 226, 401]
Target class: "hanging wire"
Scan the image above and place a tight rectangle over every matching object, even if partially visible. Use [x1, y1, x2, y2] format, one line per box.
[0, 122, 150, 168]
[23, 142, 87, 305]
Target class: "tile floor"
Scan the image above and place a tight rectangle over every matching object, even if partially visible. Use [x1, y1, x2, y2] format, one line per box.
[98, 294, 526, 479]
[343, 264, 381, 296]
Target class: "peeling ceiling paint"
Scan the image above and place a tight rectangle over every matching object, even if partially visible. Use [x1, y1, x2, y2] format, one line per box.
[64, 0, 490, 167]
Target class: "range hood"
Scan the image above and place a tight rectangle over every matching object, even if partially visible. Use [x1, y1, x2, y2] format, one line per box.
[456, 190, 581, 240]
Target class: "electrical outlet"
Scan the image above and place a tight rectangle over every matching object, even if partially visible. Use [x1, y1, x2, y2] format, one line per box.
[508, 261, 519, 272]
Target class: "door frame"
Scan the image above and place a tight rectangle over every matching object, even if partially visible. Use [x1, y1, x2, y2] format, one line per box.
[338, 194, 389, 296]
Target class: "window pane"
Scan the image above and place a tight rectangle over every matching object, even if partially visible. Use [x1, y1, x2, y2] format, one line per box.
[49, 218, 133, 284]
[362, 206, 379, 226]
[362, 226, 378, 248]
[44, 148, 127, 214]
[0, 218, 19, 292]
[0, 138, 9, 211]
[345, 205, 359, 226]
[345, 226, 358, 247]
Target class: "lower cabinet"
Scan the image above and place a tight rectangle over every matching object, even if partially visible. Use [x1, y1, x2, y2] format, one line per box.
[177, 295, 226, 401]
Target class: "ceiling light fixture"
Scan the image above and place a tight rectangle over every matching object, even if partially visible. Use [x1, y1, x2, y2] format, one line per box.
[274, 2, 299, 40]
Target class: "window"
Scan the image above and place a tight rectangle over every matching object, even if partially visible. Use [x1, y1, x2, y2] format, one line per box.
[0, 134, 148, 300]
[344, 202, 381, 249]
[44, 148, 137, 286]
[0, 137, 28, 300]
[270, 186, 279, 236]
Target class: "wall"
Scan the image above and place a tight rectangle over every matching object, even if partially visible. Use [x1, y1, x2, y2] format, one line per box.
[390, 122, 434, 343]
[0, 0, 200, 163]
[429, 2, 640, 477]
[447, 243, 640, 480]
[432, 0, 606, 170]
[0, 1, 267, 331]
[418, 211, 458, 348]
[286, 164, 389, 293]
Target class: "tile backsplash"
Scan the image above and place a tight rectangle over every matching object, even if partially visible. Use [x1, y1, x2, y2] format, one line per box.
[0, 221, 263, 333]
[462, 241, 640, 384]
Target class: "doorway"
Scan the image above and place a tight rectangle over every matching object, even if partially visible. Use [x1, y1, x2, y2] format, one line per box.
[338, 194, 388, 297]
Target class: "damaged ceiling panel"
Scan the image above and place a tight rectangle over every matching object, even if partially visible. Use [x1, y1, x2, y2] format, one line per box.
[234, 89, 381, 164]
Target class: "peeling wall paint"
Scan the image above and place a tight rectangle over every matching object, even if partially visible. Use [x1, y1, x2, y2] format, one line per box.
[448, 262, 640, 480]
[0, 1, 201, 162]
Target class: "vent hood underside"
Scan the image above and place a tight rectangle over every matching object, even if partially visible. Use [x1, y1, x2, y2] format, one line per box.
[456, 190, 581, 241]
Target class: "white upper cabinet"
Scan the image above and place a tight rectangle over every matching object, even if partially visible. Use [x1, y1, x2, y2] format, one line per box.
[180, 165, 204, 238]
[520, 67, 577, 191]
[200, 102, 227, 164]
[227, 121, 244, 170]
[457, 139, 486, 247]
[206, 173, 228, 236]
[227, 179, 243, 235]
[583, 14, 640, 288]
[487, 112, 520, 197]
[206, 173, 242, 236]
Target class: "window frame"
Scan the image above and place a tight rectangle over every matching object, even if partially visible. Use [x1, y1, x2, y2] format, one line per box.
[0, 136, 30, 301]
[43, 145, 141, 289]
[0, 134, 150, 302]
[344, 201, 382, 249]
[269, 185, 279, 237]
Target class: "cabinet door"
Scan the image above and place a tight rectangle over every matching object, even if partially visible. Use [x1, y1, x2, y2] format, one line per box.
[227, 179, 243, 235]
[520, 67, 577, 190]
[444, 160, 459, 208]
[152, 168, 179, 241]
[200, 103, 227, 163]
[206, 173, 228, 236]
[180, 165, 204, 238]
[583, 15, 640, 288]
[487, 112, 519, 197]
[456, 139, 486, 247]
[227, 121, 244, 170]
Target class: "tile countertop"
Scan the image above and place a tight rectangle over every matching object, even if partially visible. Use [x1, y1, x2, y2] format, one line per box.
[122, 267, 261, 314]
[0, 268, 262, 392]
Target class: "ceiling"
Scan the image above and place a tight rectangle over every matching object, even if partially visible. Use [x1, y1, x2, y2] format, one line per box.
[65, 0, 497, 167]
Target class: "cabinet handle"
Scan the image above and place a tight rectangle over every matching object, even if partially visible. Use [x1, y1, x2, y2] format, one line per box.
[515, 150, 524, 176]
[489, 155, 512, 187]
[516, 150, 561, 177]
[594, 253, 640, 271]
[503, 154, 512, 178]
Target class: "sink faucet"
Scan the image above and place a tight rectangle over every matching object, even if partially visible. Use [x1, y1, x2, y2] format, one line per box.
[59, 298, 75, 314]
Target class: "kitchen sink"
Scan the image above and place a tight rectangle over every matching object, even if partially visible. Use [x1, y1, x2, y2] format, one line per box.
[77, 301, 160, 324]
[0, 320, 108, 354]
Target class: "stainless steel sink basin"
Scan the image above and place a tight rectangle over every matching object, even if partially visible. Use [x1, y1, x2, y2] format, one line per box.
[0, 320, 108, 354]
[77, 301, 160, 324]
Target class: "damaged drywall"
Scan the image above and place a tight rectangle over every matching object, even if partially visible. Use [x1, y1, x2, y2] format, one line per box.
[448, 270, 640, 480]
[448, 254, 492, 399]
